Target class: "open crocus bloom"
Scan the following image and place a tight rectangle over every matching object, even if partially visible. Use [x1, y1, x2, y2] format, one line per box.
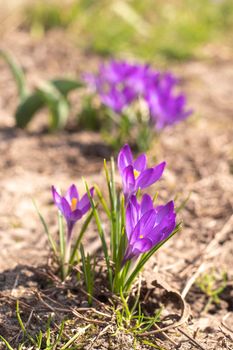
[52, 184, 94, 239]
[118, 144, 166, 201]
[122, 194, 176, 264]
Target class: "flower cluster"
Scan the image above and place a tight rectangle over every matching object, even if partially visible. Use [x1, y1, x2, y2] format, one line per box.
[85, 60, 192, 129]
[50, 144, 178, 293]
[118, 145, 176, 265]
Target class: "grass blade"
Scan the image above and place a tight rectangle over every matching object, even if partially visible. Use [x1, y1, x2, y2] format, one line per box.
[84, 179, 112, 288]
[32, 199, 58, 256]
[60, 325, 91, 350]
[16, 301, 35, 344]
[0, 50, 28, 100]
[80, 244, 94, 306]
[94, 184, 111, 218]
[0, 336, 14, 350]
[69, 209, 94, 266]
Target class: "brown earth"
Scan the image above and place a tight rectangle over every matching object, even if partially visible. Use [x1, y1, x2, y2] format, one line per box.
[0, 30, 233, 350]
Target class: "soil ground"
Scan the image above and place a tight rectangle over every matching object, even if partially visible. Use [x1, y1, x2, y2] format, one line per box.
[0, 30, 233, 349]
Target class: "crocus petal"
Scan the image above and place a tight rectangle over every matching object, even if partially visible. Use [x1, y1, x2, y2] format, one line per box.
[130, 209, 155, 245]
[148, 215, 175, 246]
[118, 144, 133, 175]
[140, 194, 154, 216]
[135, 168, 154, 189]
[77, 187, 94, 214]
[148, 201, 176, 245]
[155, 200, 174, 224]
[155, 201, 176, 238]
[51, 186, 62, 210]
[122, 246, 134, 264]
[132, 238, 153, 255]
[65, 184, 79, 204]
[101, 87, 127, 113]
[139, 209, 157, 237]
[125, 196, 139, 240]
[133, 154, 147, 172]
[124, 191, 176, 265]
[161, 213, 176, 238]
[123, 236, 153, 264]
[136, 161, 166, 189]
[70, 209, 83, 221]
[122, 165, 136, 196]
[61, 197, 71, 219]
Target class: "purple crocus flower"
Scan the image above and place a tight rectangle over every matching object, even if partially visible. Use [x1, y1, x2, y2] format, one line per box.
[84, 60, 148, 113]
[84, 60, 192, 127]
[52, 184, 94, 240]
[99, 60, 136, 84]
[100, 85, 136, 113]
[118, 144, 165, 201]
[84, 61, 137, 113]
[123, 194, 176, 264]
[146, 73, 193, 129]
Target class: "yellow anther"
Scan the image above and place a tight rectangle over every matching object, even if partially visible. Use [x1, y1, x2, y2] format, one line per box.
[139, 234, 143, 239]
[134, 169, 140, 178]
[71, 198, 78, 211]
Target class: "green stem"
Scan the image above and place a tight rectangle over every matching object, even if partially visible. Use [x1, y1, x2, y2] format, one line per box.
[69, 210, 94, 266]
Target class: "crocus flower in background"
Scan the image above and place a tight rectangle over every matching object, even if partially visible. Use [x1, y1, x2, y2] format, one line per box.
[122, 194, 176, 264]
[84, 61, 138, 113]
[52, 184, 94, 240]
[100, 85, 136, 113]
[118, 144, 165, 200]
[97, 60, 157, 95]
[146, 72, 193, 129]
[84, 60, 152, 113]
[84, 60, 192, 128]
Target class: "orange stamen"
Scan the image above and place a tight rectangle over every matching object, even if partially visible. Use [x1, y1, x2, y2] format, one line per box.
[71, 198, 78, 211]
[134, 169, 140, 178]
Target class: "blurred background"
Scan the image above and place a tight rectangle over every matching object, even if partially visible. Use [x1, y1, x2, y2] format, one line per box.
[1, 0, 232, 63]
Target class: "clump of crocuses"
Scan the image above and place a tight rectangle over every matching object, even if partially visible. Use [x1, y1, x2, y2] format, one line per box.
[43, 144, 180, 297]
[87, 144, 180, 294]
[84, 60, 192, 151]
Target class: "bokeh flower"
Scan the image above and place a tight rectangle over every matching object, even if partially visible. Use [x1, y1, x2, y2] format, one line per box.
[145, 72, 193, 129]
[85, 60, 192, 127]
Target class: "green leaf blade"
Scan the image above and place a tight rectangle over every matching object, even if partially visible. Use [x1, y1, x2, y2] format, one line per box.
[15, 92, 45, 128]
[51, 78, 84, 96]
